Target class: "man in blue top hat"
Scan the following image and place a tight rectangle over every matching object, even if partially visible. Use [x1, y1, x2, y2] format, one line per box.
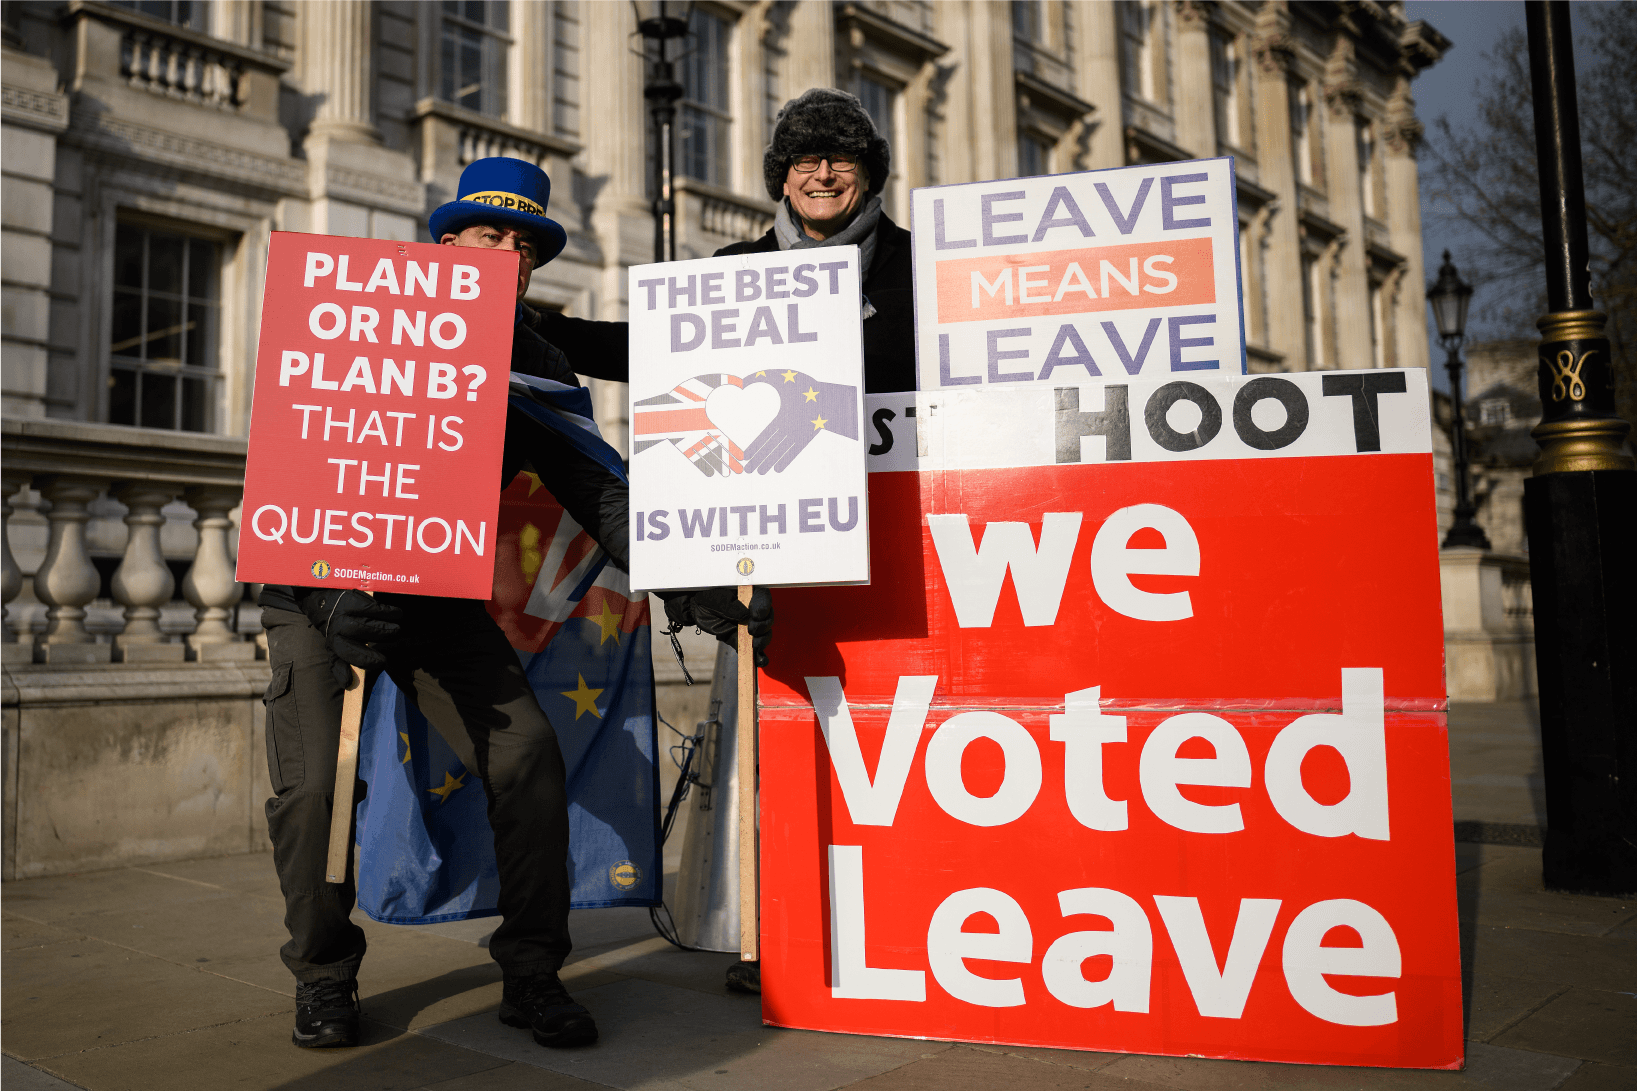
[255, 157, 765, 1054]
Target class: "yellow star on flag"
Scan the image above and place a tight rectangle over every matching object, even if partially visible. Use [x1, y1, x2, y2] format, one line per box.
[522, 471, 544, 496]
[803, 387, 819, 402]
[561, 674, 604, 720]
[754, 370, 767, 377]
[811, 413, 828, 431]
[399, 732, 412, 765]
[592, 599, 623, 645]
[781, 369, 798, 383]
[427, 769, 465, 802]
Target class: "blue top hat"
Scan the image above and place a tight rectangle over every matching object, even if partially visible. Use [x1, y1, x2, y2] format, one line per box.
[428, 157, 568, 264]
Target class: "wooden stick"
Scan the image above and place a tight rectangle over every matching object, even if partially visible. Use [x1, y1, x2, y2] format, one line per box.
[737, 583, 758, 962]
[325, 662, 367, 884]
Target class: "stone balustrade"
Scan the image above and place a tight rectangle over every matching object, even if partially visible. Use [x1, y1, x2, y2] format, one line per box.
[679, 178, 776, 246]
[121, 27, 246, 109]
[2, 418, 255, 664]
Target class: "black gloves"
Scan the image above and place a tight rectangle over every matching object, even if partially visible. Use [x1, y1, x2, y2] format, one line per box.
[662, 586, 774, 667]
[298, 588, 408, 681]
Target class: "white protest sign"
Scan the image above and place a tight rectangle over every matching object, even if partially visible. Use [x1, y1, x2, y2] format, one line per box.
[627, 248, 869, 591]
[909, 157, 1244, 391]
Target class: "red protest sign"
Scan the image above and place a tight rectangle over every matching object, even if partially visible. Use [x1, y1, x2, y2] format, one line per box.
[756, 373, 1462, 1070]
[238, 232, 516, 598]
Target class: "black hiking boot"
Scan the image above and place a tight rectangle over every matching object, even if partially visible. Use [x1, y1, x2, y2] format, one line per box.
[291, 979, 360, 1048]
[498, 970, 597, 1048]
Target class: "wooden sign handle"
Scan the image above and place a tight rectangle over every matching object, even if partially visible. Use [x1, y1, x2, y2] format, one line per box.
[737, 583, 759, 961]
[325, 591, 372, 884]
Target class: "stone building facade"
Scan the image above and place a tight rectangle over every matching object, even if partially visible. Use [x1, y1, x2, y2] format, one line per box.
[0, 0, 1451, 877]
[5, 0, 1449, 452]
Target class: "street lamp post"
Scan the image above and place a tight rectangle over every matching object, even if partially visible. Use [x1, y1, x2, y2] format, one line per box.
[1426, 252, 1491, 551]
[634, 2, 691, 264]
[1523, 1, 1636, 895]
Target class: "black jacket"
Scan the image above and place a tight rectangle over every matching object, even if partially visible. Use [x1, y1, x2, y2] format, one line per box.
[258, 316, 629, 614]
[541, 213, 917, 395]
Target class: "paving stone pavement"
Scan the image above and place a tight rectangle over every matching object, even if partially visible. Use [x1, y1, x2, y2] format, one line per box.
[4, 701, 1634, 1090]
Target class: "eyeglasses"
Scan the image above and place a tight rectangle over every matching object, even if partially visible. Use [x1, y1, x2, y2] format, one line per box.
[791, 154, 858, 173]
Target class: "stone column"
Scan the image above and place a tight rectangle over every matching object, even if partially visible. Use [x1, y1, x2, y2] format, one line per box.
[2, 472, 30, 644]
[1171, 1, 1216, 158]
[1072, 0, 1124, 170]
[301, 1, 379, 144]
[966, 0, 1017, 181]
[111, 483, 184, 663]
[182, 486, 253, 661]
[1384, 77, 1430, 373]
[1250, 1, 1304, 368]
[32, 476, 111, 663]
[511, 0, 553, 134]
[784, 0, 835, 102]
[1321, 35, 1370, 371]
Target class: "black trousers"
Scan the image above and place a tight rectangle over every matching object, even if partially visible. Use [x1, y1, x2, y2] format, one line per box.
[261, 600, 572, 983]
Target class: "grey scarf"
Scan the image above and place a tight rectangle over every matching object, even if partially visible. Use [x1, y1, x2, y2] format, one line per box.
[774, 194, 883, 317]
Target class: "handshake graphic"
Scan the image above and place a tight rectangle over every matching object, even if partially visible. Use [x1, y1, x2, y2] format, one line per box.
[633, 368, 859, 476]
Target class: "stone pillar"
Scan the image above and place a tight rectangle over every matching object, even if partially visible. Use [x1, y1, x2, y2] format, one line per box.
[582, 0, 648, 320]
[2, 472, 30, 644]
[1384, 77, 1429, 373]
[301, 1, 378, 144]
[784, 0, 835, 101]
[511, 0, 553, 134]
[966, 0, 1017, 181]
[32, 476, 111, 663]
[1250, 2, 1304, 368]
[1172, 1, 1215, 158]
[1072, 0, 1125, 170]
[111, 483, 184, 663]
[182, 486, 252, 660]
[1321, 36, 1370, 371]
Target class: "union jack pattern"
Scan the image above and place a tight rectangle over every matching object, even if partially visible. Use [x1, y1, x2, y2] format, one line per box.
[631, 372, 745, 476]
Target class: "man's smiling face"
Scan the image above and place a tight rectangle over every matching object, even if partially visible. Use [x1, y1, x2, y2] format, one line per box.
[782, 155, 871, 242]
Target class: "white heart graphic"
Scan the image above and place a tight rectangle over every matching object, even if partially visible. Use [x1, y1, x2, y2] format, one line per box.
[705, 383, 781, 450]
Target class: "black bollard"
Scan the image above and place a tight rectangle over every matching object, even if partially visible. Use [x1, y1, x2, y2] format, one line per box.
[1523, 2, 1636, 895]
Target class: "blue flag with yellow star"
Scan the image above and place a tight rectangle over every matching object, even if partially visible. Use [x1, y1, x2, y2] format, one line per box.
[352, 380, 660, 923]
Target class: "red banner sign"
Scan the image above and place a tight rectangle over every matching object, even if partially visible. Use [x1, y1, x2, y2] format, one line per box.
[238, 232, 516, 598]
[756, 374, 1461, 1070]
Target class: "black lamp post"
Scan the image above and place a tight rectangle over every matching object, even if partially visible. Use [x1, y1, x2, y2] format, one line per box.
[634, 1, 691, 264]
[1427, 251, 1491, 550]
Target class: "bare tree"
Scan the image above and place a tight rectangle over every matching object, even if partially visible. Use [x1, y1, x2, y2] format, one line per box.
[1422, 4, 1637, 430]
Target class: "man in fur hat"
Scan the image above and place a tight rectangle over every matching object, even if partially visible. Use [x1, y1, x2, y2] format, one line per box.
[543, 87, 915, 396]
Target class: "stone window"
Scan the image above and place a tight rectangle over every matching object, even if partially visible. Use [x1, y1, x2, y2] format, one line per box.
[1480, 399, 1512, 426]
[1121, 0, 1168, 106]
[1211, 30, 1245, 151]
[108, 222, 222, 433]
[858, 74, 898, 164]
[1019, 131, 1052, 177]
[1356, 116, 1384, 219]
[440, 0, 511, 119]
[1289, 80, 1322, 188]
[108, 0, 200, 28]
[1012, 0, 1043, 44]
[1301, 253, 1324, 369]
[680, 7, 733, 188]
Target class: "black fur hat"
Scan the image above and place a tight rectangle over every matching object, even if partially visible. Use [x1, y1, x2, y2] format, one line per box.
[762, 88, 891, 201]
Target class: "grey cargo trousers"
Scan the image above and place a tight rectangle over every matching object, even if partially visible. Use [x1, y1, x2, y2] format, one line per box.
[261, 598, 572, 983]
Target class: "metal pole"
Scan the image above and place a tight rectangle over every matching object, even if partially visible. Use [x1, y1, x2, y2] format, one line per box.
[1522, 1, 1636, 895]
[638, 5, 686, 265]
[1442, 338, 1491, 550]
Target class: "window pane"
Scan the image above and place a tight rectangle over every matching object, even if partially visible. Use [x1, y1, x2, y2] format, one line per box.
[115, 225, 145, 289]
[146, 296, 183, 363]
[186, 301, 214, 367]
[109, 368, 137, 426]
[463, 1, 484, 24]
[140, 370, 177, 429]
[188, 239, 216, 298]
[148, 234, 184, 296]
[111, 291, 144, 357]
[181, 376, 209, 433]
[490, 0, 507, 33]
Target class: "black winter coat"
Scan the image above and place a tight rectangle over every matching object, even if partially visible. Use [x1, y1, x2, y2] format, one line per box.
[541, 213, 917, 395]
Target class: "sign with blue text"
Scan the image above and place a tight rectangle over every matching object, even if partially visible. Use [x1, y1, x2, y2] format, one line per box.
[909, 158, 1244, 391]
[626, 248, 870, 591]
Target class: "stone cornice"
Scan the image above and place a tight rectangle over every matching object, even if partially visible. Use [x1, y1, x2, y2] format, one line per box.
[2, 81, 70, 134]
[316, 163, 424, 215]
[63, 111, 306, 196]
[2, 416, 248, 490]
